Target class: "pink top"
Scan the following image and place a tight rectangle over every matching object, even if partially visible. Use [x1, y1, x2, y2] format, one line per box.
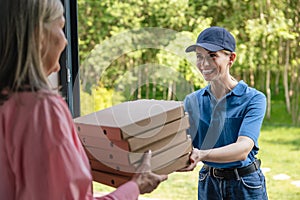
[0, 91, 139, 200]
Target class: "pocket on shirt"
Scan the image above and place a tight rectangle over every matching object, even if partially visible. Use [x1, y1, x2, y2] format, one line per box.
[223, 117, 243, 142]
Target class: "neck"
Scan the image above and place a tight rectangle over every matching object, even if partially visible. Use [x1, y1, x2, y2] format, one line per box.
[210, 78, 238, 99]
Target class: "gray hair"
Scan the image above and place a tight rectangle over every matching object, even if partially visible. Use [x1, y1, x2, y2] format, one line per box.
[0, 0, 64, 103]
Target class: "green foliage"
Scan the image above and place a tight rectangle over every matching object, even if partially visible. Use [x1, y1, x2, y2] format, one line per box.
[78, 0, 300, 124]
[263, 99, 293, 126]
[80, 84, 124, 116]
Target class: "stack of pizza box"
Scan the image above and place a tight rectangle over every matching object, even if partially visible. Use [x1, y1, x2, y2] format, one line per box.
[74, 99, 192, 188]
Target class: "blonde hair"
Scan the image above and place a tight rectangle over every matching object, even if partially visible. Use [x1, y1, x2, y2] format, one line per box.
[0, 0, 64, 103]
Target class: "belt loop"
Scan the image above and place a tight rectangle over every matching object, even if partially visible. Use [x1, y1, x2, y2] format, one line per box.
[208, 166, 212, 177]
[253, 159, 260, 170]
[233, 168, 241, 180]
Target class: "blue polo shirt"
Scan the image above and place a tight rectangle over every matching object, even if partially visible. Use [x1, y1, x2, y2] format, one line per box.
[184, 80, 266, 168]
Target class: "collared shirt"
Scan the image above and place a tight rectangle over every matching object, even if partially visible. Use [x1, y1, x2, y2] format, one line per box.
[0, 91, 139, 200]
[184, 81, 266, 168]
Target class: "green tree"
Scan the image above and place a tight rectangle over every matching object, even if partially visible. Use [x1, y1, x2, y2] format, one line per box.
[77, 0, 300, 124]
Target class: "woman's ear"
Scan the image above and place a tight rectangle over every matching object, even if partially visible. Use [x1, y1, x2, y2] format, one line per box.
[229, 52, 236, 65]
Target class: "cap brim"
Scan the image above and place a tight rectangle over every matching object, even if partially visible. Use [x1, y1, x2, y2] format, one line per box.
[185, 43, 224, 53]
[185, 44, 198, 52]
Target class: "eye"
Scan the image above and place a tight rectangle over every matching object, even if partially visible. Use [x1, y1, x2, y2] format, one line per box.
[209, 53, 217, 58]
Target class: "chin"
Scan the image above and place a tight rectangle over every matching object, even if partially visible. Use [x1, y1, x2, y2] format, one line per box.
[53, 67, 60, 73]
[201, 75, 212, 82]
[50, 65, 61, 74]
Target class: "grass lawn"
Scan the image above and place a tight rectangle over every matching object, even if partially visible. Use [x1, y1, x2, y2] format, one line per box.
[258, 126, 300, 200]
[93, 125, 300, 199]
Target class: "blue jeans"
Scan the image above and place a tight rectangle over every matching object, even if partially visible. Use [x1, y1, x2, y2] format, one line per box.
[198, 167, 268, 200]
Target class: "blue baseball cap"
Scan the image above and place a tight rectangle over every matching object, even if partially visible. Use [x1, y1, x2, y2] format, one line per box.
[186, 26, 236, 52]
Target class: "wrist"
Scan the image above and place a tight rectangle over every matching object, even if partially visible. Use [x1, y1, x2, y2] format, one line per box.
[200, 149, 211, 161]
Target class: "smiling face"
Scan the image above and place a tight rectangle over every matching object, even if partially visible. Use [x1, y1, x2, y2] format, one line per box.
[195, 47, 233, 82]
[41, 16, 67, 76]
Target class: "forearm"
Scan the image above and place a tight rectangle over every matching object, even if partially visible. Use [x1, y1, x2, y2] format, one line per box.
[201, 144, 248, 163]
[95, 181, 139, 200]
[195, 136, 254, 163]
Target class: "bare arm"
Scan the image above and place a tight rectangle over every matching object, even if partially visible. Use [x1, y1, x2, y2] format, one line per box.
[179, 136, 254, 172]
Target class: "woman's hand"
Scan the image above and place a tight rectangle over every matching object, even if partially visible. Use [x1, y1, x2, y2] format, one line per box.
[177, 148, 204, 172]
[131, 150, 168, 194]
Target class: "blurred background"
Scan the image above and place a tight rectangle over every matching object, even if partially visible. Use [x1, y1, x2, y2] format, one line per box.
[75, 1, 300, 199]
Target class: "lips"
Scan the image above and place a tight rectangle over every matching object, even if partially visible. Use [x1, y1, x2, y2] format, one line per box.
[201, 69, 215, 75]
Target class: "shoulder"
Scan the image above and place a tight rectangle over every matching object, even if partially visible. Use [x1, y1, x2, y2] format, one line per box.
[31, 91, 70, 117]
[234, 81, 266, 100]
[29, 90, 69, 112]
[3, 90, 63, 104]
[0, 91, 74, 149]
[185, 86, 208, 101]
[184, 87, 209, 113]
[26, 91, 76, 145]
[234, 82, 266, 112]
[1, 91, 71, 121]
[34, 91, 73, 123]
[36, 90, 67, 105]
